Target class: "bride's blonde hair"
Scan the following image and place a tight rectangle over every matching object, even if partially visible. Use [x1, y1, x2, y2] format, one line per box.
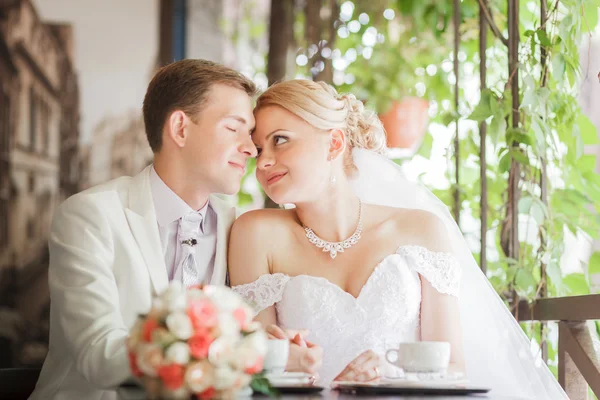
[255, 79, 387, 173]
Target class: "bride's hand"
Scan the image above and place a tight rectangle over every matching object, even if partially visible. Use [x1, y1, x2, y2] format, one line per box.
[266, 324, 323, 374]
[334, 350, 382, 382]
[266, 324, 309, 341]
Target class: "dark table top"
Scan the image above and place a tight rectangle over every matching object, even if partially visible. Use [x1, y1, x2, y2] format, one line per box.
[117, 386, 529, 400]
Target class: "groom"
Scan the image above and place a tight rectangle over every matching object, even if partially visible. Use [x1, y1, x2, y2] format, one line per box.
[30, 60, 259, 400]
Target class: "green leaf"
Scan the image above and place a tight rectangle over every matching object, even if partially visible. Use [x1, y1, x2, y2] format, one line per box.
[589, 252, 600, 275]
[577, 113, 599, 144]
[582, 3, 599, 33]
[499, 152, 512, 174]
[535, 88, 551, 119]
[251, 374, 279, 397]
[552, 53, 567, 79]
[530, 201, 546, 225]
[521, 89, 536, 110]
[546, 260, 564, 292]
[536, 29, 552, 47]
[417, 132, 433, 159]
[575, 133, 584, 159]
[461, 163, 479, 186]
[511, 149, 530, 166]
[563, 273, 590, 295]
[559, 14, 574, 39]
[507, 128, 534, 148]
[441, 111, 458, 127]
[518, 196, 534, 214]
[489, 110, 507, 145]
[519, 196, 547, 225]
[515, 269, 537, 296]
[497, 146, 509, 158]
[530, 116, 548, 154]
[577, 154, 597, 172]
[469, 90, 494, 122]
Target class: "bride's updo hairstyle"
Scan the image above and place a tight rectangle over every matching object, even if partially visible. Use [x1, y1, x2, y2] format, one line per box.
[254, 79, 387, 174]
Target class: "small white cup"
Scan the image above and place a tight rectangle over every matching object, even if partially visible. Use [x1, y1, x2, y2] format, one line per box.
[263, 339, 289, 374]
[385, 341, 451, 373]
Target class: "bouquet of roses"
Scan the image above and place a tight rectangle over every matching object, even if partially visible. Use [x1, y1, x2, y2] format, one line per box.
[127, 282, 269, 399]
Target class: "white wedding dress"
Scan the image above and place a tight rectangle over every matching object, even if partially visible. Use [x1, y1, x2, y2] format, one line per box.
[232, 245, 461, 384]
[232, 149, 568, 399]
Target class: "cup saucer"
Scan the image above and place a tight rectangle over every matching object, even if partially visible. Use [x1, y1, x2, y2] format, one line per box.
[265, 371, 315, 386]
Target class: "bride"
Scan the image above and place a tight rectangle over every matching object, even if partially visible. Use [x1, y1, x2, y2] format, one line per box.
[228, 79, 567, 399]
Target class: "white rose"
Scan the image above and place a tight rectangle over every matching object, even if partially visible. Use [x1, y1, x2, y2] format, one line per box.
[204, 286, 244, 311]
[213, 366, 239, 390]
[165, 342, 190, 365]
[184, 361, 213, 393]
[165, 281, 184, 295]
[208, 336, 236, 366]
[240, 330, 268, 356]
[136, 344, 164, 377]
[165, 312, 193, 340]
[162, 284, 187, 312]
[186, 286, 207, 301]
[151, 298, 166, 313]
[230, 346, 260, 372]
[218, 313, 241, 339]
[234, 373, 252, 391]
[245, 321, 263, 333]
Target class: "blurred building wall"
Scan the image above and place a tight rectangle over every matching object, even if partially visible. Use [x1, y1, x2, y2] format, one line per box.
[0, 0, 79, 367]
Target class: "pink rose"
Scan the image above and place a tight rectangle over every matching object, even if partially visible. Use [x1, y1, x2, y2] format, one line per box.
[142, 319, 159, 342]
[187, 299, 218, 330]
[128, 351, 143, 377]
[232, 307, 250, 330]
[198, 387, 216, 400]
[244, 356, 264, 375]
[157, 363, 185, 390]
[189, 329, 214, 359]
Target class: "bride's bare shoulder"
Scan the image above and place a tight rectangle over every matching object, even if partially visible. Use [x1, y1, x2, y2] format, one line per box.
[231, 208, 296, 237]
[389, 207, 452, 253]
[229, 208, 296, 280]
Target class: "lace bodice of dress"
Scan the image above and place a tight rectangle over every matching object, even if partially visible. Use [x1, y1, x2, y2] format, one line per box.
[232, 245, 461, 384]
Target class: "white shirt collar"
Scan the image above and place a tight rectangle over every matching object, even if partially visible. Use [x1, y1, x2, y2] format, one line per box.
[149, 165, 209, 230]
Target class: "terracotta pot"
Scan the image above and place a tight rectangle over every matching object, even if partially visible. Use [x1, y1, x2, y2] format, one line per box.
[379, 97, 430, 149]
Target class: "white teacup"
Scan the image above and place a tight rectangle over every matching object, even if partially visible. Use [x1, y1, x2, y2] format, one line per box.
[263, 339, 290, 374]
[385, 341, 451, 373]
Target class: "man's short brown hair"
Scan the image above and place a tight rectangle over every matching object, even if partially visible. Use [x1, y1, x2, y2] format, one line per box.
[142, 59, 258, 152]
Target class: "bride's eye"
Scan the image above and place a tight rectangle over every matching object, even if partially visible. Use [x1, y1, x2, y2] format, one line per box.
[274, 135, 288, 145]
[226, 126, 237, 133]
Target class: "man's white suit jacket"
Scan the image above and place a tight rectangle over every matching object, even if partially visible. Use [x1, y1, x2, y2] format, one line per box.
[29, 166, 236, 400]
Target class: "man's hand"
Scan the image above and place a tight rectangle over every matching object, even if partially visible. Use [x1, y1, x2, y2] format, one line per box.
[266, 324, 323, 374]
[334, 350, 381, 382]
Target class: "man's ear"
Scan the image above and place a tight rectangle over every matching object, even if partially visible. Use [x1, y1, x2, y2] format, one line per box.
[165, 110, 188, 148]
[327, 129, 347, 161]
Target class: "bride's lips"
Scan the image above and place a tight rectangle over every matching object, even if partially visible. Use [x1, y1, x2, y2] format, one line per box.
[267, 172, 287, 185]
[228, 162, 245, 173]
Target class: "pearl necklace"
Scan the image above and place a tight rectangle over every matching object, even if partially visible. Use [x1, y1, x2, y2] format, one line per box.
[303, 200, 363, 259]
